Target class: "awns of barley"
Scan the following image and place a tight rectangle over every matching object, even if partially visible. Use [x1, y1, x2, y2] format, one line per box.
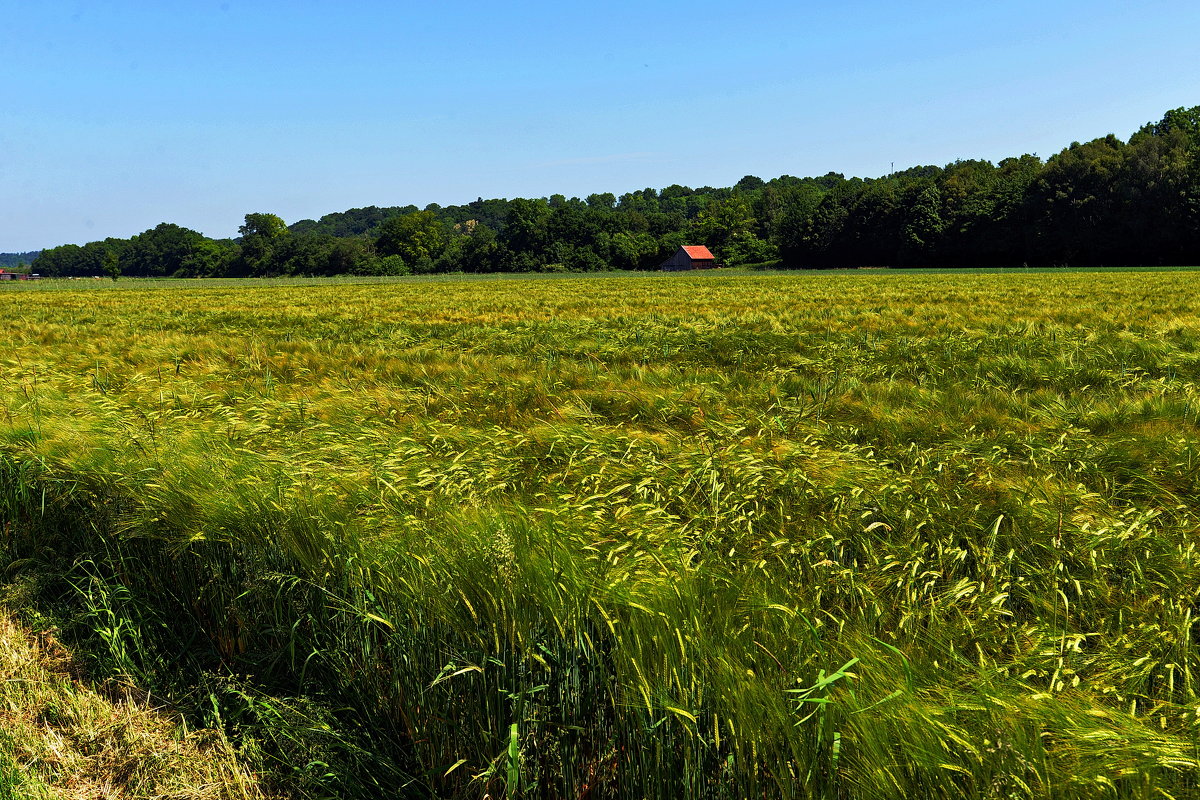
[0, 271, 1199, 798]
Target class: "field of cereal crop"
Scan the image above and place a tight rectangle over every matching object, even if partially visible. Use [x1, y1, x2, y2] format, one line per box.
[2, 270, 1199, 798]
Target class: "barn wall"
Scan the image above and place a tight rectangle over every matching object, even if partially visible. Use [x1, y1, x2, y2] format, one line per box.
[661, 248, 694, 271]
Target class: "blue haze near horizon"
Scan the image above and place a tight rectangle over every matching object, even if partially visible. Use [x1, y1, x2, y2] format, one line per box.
[1, 0, 1198, 252]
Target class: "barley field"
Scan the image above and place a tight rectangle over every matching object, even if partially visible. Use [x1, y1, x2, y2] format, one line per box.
[1, 270, 1198, 799]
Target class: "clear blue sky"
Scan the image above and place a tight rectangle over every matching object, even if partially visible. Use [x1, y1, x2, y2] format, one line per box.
[2, 0, 1198, 252]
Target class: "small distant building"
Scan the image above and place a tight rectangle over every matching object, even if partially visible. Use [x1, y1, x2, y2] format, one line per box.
[660, 245, 718, 271]
[0, 269, 38, 281]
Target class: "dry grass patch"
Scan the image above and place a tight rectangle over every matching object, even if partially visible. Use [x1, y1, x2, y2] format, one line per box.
[0, 611, 268, 800]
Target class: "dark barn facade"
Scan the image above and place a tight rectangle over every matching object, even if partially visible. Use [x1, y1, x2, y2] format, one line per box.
[660, 245, 718, 271]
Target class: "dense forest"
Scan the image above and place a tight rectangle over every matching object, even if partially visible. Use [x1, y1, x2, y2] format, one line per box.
[29, 106, 1200, 278]
[0, 251, 40, 269]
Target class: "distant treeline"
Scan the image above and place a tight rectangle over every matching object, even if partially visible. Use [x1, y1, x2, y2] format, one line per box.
[0, 252, 40, 270]
[31, 106, 1200, 278]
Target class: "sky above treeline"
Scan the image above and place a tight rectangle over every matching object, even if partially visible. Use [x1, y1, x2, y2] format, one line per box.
[2, 0, 1199, 252]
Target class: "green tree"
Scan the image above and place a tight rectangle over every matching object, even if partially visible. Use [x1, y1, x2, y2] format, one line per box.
[734, 174, 765, 192]
[586, 192, 616, 210]
[1033, 135, 1126, 266]
[121, 223, 223, 277]
[103, 249, 121, 280]
[1136, 106, 1200, 145]
[499, 199, 551, 267]
[325, 238, 373, 275]
[698, 195, 775, 266]
[375, 211, 447, 265]
[234, 212, 290, 276]
[899, 184, 944, 264]
[453, 221, 502, 273]
[774, 184, 825, 266]
[31, 244, 86, 277]
[239, 212, 289, 240]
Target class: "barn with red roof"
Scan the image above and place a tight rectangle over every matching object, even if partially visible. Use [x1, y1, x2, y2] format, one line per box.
[660, 245, 718, 271]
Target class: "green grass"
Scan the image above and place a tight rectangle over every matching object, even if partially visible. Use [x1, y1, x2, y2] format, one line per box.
[3, 263, 1195, 293]
[0, 752, 50, 800]
[1, 270, 1199, 798]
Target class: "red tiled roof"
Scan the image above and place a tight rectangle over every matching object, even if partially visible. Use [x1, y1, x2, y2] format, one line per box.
[682, 245, 715, 260]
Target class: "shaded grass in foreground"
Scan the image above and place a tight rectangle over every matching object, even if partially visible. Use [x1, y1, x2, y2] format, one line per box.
[0, 606, 267, 799]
